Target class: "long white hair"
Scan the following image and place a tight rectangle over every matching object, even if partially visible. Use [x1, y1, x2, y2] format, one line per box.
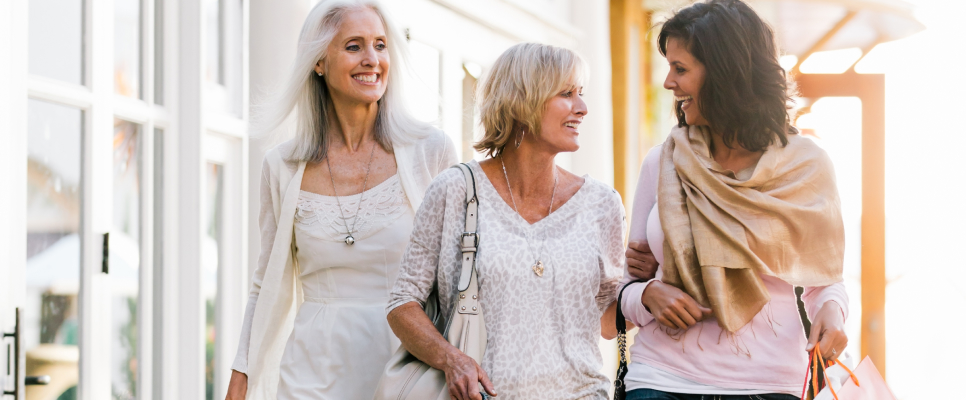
[254, 0, 432, 162]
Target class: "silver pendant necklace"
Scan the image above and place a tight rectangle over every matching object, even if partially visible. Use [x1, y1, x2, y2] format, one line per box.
[500, 156, 557, 277]
[325, 141, 377, 245]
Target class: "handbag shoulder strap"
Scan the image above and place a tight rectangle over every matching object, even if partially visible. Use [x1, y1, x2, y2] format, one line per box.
[454, 163, 479, 292]
[614, 280, 644, 400]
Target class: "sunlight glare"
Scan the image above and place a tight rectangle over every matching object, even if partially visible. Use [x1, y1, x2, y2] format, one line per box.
[799, 47, 863, 74]
[779, 54, 798, 71]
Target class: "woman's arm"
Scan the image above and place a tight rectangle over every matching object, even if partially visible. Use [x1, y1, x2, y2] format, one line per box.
[386, 170, 495, 400]
[598, 190, 628, 339]
[388, 303, 496, 400]
[617, 147, 664, 330]
[802, 282, 849, 360]
[226, 156, 278, 399]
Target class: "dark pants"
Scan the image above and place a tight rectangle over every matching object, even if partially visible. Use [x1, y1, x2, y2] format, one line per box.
[626, 389, 799, 400]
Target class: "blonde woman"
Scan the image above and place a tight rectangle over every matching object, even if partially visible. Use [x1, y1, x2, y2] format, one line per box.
[225, 1, 457, 399]
[387, 43, 625, 400]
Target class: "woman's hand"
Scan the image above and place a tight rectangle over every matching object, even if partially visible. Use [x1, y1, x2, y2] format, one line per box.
[806, 301, 848, 360]
[388, 303, 497, 399]
[443, 350, 497, 400]
[641, 281, 712, 330]
[626, 241, 659, 281]
[225, 370, 247, 400]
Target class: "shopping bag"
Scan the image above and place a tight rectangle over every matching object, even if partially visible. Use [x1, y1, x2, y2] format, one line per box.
[803, 343, 898, 400]
[813, 352, 855, 400]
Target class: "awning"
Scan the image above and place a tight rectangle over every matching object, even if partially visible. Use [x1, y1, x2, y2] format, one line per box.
[645, 0, 925, 58]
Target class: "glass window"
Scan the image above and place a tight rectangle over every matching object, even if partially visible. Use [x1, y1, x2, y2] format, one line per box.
[25, 99, 83, 399]
[154, 0, 164, 105]
[29, 0, 84, 84]
[203, 162, 224, 400]
[205, 0, 223, 85]
[115, 0, 143, 98]
[204, 0, 243, 115]
[152, 129, 164, 400]
[111, 119, 142, 400]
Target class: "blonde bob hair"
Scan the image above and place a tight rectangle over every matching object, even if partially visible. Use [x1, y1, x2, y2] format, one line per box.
[474, 43, 587, 157]
[254, 0, 433, 162]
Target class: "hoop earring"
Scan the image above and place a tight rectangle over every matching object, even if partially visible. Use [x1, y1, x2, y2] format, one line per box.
[515, 129, 525, 148]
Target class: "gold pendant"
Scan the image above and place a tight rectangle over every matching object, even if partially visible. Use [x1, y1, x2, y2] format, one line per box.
[531, 260, 545, 277]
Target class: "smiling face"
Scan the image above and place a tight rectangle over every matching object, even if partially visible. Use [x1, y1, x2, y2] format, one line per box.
[536, 83, 587, 153]
[315, 8, 389, 106]
[663, 37, 709, 127]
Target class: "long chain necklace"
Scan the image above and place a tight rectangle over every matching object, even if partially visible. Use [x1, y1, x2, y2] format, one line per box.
[325, 141, 377, 245]
[500, 156, 557, 277]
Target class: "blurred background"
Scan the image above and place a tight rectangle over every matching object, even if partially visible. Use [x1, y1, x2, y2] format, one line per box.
[0, 0, 962, 399]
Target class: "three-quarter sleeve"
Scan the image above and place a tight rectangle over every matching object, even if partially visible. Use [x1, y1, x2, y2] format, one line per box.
[596, 191, 627, 312]
[231, 156, 278, 374]
[388, 169, 464, 314]
[802, 281, 850, 322]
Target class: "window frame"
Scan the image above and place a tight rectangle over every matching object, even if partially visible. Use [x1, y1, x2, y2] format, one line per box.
[3, 0, 249, 398]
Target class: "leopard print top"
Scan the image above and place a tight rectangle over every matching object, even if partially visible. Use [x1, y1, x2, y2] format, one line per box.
[388, 161, 626, 399]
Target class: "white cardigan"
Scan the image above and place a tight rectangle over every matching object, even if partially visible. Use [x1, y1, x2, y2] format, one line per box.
[233, 130, 457, 398]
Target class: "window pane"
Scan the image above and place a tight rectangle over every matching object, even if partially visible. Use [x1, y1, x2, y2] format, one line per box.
[154, 0, 164, 105]
[152, 129, 164, 400]
[205, 0, 223, 84]
[115, 0, 142, 98]
[111, 119, 141, 400]
[203, 163, 224, 400]
[25, 99, 83, 399]
[29, 0, 84, 84]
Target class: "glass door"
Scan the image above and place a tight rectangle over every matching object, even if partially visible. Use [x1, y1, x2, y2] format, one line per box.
[10, 0, 167, 399]
[23, 99, 85, 400]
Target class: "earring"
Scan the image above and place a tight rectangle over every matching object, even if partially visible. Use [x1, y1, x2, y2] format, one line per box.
[316, 71, 323, 77]
[515, 129, 525, 148]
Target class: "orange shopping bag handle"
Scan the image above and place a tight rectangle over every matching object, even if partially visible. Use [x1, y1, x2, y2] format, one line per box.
[801, 343, 861, 400]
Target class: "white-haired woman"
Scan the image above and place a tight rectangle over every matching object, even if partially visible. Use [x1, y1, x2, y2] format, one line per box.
[387, 43, 625, 400]
[225, 1, 457, 399]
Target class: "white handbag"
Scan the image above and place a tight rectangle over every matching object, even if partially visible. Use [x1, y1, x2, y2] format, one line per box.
[373, 163, 487, 400]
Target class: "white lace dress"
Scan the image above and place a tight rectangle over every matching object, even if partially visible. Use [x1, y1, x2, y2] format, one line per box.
[277, 174, 413, 400]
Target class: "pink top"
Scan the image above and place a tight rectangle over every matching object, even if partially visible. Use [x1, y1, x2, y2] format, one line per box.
[621, 144, 849, 394]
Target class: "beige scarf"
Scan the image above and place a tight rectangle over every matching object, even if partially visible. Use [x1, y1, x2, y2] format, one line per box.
[658, 125, 845, 333]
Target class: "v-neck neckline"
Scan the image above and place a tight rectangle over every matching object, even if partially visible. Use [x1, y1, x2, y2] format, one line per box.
[469, 160, 589, 229]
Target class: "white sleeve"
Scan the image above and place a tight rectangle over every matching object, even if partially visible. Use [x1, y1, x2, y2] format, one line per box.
[596, 191, 627, 312]
[231, 156, 279, 373]
[387, 169, 464, 314]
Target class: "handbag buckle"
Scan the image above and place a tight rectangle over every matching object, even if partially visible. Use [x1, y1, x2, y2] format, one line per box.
[461, 232, 480, 249]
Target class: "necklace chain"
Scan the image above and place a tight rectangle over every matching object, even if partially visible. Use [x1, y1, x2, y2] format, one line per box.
[500, 156, 557, 217]
[325, 141, 377, 245]
[500, 156, 557, 277]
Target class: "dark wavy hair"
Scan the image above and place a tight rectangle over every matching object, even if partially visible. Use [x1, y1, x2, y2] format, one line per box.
[658, 0, 796, 151]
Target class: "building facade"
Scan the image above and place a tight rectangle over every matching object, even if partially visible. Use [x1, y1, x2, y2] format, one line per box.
[0, 0, 669, 399]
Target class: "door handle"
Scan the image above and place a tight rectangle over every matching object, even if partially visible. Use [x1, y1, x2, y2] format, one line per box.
[102, 232, 110, 274]
[3, 308, 21, 398]
[24, 376, 50, 386]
